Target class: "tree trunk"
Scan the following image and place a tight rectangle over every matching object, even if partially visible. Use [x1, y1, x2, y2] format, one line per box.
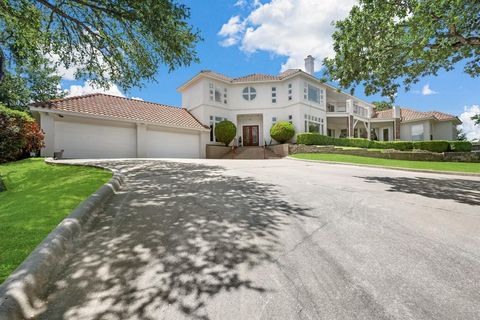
[0, 49, 5, 83]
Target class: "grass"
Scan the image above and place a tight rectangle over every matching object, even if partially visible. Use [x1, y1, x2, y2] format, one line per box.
[291, 153, 480, 174]
[0, 159, 112, 284]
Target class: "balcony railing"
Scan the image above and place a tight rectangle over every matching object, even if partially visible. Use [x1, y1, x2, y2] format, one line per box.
[327, 104, 347, 113]
[327, 100, 371, 118]
[353, 103, 369, 118]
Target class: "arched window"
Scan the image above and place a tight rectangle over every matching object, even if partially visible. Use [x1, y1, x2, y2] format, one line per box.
[242, 87, 256, 101]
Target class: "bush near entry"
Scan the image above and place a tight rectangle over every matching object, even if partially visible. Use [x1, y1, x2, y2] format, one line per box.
[214, 120, 237, 146]
[412, 141, 450, 153]
[296, 133, 472, 153]
[0, 105, 44, 163]
[449, 141, 473, 152]
[270, 121, 295, 143]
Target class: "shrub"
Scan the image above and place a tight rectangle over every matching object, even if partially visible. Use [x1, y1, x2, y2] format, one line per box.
[341, 138, 370, 148]
[296, 133, 334, 145]
[0, 105, 44, 163]
[413, 140, 450, 153]
[370, 141, 413, 151]
[449, 141, 472, 152]
[270, 121, 295, 143]
[214, 120, 236, 146]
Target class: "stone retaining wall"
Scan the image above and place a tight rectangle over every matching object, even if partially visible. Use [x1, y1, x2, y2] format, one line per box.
[206, 145, 232, 159]
[289, 145, 480, 162]
[267, 144, 289, 157]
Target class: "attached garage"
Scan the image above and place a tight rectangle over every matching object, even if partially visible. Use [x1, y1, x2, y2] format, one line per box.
[30, 93, 209, 159]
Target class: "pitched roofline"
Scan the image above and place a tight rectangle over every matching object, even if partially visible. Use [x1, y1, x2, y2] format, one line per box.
[30, 106, 210, 132]
[30, 93, 181, 110]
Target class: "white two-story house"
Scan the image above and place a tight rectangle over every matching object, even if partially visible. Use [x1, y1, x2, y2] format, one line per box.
[178, 55, 460, 147]
[31, 56, 461, 159]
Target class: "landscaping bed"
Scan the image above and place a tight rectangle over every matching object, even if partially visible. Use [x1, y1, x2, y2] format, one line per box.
[0, 158, 112, 283]
[291, 153, 480, 174]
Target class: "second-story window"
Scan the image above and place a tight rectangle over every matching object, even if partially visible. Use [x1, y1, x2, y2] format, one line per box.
[242, 87, 257, 101]
[304, 82, 321, 103]
[223, 88, 228, 104]
[288, 83, 292, 101]
[271, 87, 277, 103]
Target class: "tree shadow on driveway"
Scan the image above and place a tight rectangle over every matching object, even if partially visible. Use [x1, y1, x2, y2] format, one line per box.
[39, 161, 312, 320]
[359, 176, 480, 206]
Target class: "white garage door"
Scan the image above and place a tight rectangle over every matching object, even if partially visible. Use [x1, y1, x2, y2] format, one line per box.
[147, 128, 199, 158]
[55, 120, 136, 158]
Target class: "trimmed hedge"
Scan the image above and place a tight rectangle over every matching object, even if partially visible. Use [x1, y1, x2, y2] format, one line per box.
[296, 133, 468, 153]
[214, 120, 236, 146]
[270, 121, 295, 143]
[449, 141, 472, 152]
[0, 105, 44, 163]
[296, 133, 334, 145]
[370, 140, 413, 151]
[412, 141, 450, 153]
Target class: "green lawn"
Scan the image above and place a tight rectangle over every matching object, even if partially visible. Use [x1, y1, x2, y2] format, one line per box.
[291, 153, 480, 174]
[0, 159, 112, 284]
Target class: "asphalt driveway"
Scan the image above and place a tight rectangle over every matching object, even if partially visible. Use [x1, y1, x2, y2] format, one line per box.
[39, 159, 480, 319]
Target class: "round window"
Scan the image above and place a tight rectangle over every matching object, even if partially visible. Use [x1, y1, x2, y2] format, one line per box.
[242, 87, 256, 101]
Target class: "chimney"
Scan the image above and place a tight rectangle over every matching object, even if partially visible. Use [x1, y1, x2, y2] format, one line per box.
[304, 55, 315, 75]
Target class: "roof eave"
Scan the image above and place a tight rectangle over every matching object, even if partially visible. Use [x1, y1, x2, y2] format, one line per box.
[30, 106, 210, 132]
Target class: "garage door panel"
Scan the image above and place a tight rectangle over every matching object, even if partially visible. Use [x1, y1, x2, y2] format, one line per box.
[55, 120, 136, 158]
[147, 129, 199, 158]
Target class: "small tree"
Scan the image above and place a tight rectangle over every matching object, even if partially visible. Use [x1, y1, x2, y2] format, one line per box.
[214, 120, 236, 146]
[270, 121, 295, 144]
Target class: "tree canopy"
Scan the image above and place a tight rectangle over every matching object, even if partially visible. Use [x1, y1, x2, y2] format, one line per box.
[0, 56, 63, 110]
[372, 101, 393, 111]
[0, 0, 201, 96]
[324, 0, 480, 100]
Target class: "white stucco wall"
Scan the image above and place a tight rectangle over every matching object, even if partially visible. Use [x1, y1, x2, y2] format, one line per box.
[432, 121, 456, 140]
[182, 75, 327, 145]
[400, 120, 432, 141]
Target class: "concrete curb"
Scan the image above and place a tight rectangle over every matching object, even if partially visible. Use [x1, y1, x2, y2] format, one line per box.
[287, 156, 480, 178]
[0, 159, 124, 320]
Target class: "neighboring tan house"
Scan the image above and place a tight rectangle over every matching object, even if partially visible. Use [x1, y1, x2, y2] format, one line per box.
[31, 55, 461, 159]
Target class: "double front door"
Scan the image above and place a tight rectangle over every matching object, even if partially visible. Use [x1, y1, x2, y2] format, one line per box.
[242, 125, 259, 146]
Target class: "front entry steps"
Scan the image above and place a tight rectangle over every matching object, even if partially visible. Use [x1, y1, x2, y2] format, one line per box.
[221, 146, 281, 159]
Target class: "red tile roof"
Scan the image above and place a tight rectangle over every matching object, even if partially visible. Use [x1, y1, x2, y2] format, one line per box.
[31, 93, 208, 130]
[198, 68, 303, 84]
[372, 107, 459, 123]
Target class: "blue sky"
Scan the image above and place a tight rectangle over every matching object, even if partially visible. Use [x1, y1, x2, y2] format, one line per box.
[60, 0, 480, 139]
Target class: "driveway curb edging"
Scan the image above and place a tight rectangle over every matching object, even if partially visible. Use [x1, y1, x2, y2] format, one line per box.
[287, 156, 480, 177]
[0, 159, 124, 320]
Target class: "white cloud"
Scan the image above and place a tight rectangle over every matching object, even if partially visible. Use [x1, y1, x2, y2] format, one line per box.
[218, 16, 246, 47]
[131, 97, 144, 101]
[218, 0, 357, 72]
[64, 81, 125, 98]
[421, 84, 438, 96]
[458, 105, 480, 141]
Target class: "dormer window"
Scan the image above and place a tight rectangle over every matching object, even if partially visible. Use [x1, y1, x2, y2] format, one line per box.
[242, 87, 256, 101]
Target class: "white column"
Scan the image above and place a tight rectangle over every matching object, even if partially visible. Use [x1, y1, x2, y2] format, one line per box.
[40, 112, 55, 157]
[136, 123, 147, 158]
